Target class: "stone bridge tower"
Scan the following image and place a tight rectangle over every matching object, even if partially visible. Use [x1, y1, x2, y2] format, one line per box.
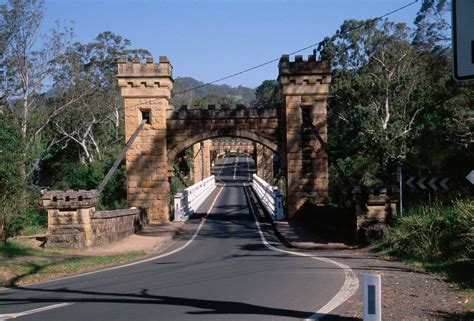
[117, 57, 173, 222]
[278, 55, 331, 215]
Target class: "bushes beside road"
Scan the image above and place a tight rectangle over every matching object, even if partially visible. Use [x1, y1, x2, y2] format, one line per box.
[379, 199, 473, 289]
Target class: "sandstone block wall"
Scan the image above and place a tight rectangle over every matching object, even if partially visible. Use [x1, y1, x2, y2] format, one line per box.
[42, 190, 99, 248]
[118, 57, 173, 222]
[193, 140, 211, 183]
[193, 142, 203, 183]
[353, 185, 399, 241]
[279, 55, 331, 217]
[255, 143, 274, 183]
[91, 206, 149, 247]
[41, 190, 149, 248]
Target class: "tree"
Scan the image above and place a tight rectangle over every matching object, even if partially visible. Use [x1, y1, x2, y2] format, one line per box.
[252, 80, 283, 108]
[0, 116, 25, 242]
[47, 32, 150, 164]
[0, 0, 84, 181]
[413, 0, 451, 50]
[319, 19, 426, 183]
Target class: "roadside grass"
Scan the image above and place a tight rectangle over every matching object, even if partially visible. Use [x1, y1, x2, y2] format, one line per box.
[377, 198, 474, 309]
[0, 240, 56, 257]
[19, 225, 47, 236]
[0, 241, 146, 287]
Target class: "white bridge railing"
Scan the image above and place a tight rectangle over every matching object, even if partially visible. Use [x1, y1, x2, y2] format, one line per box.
[251, 174, 284, 220]
[174, 175, 216, 221]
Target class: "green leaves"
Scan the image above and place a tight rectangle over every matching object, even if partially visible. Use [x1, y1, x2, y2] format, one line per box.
[380, 199, 474, 263]
[322, 14, 473, 198]
[253, 80, 283, 108]
[0, 116, 27, 241]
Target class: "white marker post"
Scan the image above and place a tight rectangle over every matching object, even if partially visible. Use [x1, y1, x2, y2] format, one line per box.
[364, 274, 381, 321]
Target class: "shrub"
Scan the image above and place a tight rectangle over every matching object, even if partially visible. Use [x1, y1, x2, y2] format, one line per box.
[0, 117, 27, 242]
[380, 199, 473, 262]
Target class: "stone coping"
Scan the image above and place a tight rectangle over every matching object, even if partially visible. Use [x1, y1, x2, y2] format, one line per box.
[91, 208, 140, 219]
[41, 190, 100, 209]
[91, 204, 149, 219]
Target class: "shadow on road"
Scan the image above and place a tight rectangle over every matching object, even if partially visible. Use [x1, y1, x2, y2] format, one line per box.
[0, 286, 361, 320]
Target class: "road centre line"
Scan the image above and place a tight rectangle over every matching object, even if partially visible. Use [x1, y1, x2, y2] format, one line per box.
[0, 303, 74, 320]
[242, 185, 359, 321]
[246, 156, 250, 180]
[233, 156, 238, 179]
[218, 156, 229, 177]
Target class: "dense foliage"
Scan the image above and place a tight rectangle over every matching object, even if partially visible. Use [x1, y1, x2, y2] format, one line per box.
[381, 199, 473, 262]
[378, 199, 473, 287]
[314, 3, 473, 204]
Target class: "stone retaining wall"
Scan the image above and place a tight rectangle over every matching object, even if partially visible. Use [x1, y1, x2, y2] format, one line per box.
[353, 185, 399, 242]
[41, 190, 149, 248]
[91, 205, 149, 247]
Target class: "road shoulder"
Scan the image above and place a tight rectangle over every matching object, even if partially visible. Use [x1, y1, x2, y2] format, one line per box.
[272, 221, 470, 320]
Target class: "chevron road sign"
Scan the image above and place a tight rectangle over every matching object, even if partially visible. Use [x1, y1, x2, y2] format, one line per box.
[417, 177, 427, 190]
[467, 170, 474, 185]
[428, 177, 438, 191]
[406, 176, 450, 191]
[406, 177, 416, 189]
[439, 177, 450, 191]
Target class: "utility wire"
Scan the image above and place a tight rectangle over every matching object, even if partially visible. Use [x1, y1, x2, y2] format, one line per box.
[171, 0, 419, 97]
[117, 0, 419, 112]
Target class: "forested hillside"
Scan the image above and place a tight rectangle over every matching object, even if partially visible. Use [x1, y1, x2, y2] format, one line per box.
[171, 77, 255, 108]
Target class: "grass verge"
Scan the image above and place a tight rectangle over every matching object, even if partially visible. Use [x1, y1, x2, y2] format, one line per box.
[0, 241, 146, 287]
[377, 198, 473, 310]
[19, 225, 47, 236]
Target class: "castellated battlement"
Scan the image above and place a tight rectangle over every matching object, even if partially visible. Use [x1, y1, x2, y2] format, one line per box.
[117, 56, 172, 78]
[117, 56, 173, 97]
[278, 54, 332, 97]
[41, 190, 100, 209]
[279, 54, 331, 75]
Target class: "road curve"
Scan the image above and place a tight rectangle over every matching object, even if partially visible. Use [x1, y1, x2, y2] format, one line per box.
[0, 155, 356, 321]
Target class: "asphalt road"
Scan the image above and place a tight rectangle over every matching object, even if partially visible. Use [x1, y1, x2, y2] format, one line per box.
[0, 155, 354, 321]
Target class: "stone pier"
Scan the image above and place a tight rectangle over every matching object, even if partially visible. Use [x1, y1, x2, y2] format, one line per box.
[255, 142, 274, 183]
[279, 55, 331, 216]
[193, 140, 211, 183]
[117, 56, 173, 222]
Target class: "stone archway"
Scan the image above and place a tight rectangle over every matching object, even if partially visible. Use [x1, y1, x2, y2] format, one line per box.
[117, 54, 331, 222]
[167, 130, 279, 172]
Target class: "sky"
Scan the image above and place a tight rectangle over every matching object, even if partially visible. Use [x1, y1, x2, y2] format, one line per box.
[42, 0, 421, 88]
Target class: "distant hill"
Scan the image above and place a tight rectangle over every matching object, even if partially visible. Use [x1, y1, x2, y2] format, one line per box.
[171, 77, 256, 108]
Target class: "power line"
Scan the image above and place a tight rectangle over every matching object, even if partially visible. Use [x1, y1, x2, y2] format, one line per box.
[117, 0, 419, 112]
[171, 0, 419, 97]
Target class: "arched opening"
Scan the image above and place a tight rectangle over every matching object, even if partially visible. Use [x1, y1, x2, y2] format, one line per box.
[167, 129, 279, 171]
[168, 133, 282, 212]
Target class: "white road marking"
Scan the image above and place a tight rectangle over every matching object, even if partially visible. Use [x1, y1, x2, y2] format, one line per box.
[245, 156, 250, 180]
[217, 157, 229, 177]
[243, 186, 359, 321]
[233, 156, 239, 179]
[8, 186, 225, 289]
[0, 303, 74, 320]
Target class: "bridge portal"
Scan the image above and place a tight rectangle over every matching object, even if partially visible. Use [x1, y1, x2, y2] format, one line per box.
[117, 55, 331, 222]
